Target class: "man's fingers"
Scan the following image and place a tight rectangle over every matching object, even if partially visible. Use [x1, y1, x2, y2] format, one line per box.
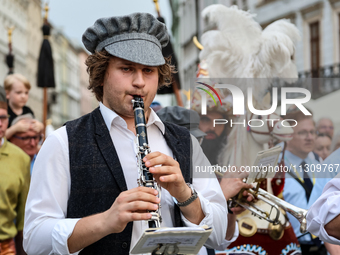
[124, 186, 158, 196]
[116, 211, 153, 223]
[144, 153, 178, 167]
[242, 183, 253, 189]
[130, 212, 153, 221]
[247, 194, 254, 202]
[149, 166, 179, 175]
[144, 151, 162, 158]
[124, 201, 159, 212]
[118, 187, 159, 204]
[154, 173, 181, 183]
[232, 207, 246, 215]
[241, 190, 255, 202]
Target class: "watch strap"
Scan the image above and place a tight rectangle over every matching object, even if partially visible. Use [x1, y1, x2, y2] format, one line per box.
[175, 183, 198, 207]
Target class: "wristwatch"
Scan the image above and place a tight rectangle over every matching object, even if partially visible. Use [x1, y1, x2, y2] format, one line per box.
[174, 183, 198, 207]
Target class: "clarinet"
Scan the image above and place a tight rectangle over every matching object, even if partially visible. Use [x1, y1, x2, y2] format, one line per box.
[132, 96, 161, 228]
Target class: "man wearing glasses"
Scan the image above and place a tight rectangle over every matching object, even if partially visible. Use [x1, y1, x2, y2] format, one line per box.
[282, 110, 333, 255]
[0, 86, 30, 255]
[9, 113, 42, 174]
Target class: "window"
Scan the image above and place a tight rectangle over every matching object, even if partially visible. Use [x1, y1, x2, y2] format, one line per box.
[242, 0, 248, 10]
[310, 21, 320, 77]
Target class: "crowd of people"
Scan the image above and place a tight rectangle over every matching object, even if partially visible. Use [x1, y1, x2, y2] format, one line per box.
[0, 74, 43, 255]
[0, 11, 340, 255]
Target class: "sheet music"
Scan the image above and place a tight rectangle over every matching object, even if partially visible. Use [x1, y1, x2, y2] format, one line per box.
[131, 225, 212, 254]
[246, 146, 282, 184]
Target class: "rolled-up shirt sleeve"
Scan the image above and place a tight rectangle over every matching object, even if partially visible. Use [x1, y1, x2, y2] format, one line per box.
[307, 176, 340, 245]
[23, 127, 80, 255]
[216, 223, 239, 251]
[180, 135, 229, 249]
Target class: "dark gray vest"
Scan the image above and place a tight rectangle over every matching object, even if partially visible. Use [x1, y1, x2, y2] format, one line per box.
[65, 107, 191, 255]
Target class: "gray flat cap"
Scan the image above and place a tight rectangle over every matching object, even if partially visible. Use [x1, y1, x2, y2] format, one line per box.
[157, 106, 206, 139]
[82, 13, 169, 66]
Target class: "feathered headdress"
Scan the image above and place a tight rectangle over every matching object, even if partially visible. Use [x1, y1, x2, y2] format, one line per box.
[200, 5, 300, 80]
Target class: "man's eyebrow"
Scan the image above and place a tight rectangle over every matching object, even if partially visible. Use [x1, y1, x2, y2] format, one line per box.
[120, 61, 134, 66]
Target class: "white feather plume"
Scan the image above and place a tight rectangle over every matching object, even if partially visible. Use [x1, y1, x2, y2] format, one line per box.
[200, 5, 300, 81]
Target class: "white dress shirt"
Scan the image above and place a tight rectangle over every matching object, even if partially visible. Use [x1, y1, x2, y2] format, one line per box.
[307, 151, 340, 245]
[24, 103, 234, 255]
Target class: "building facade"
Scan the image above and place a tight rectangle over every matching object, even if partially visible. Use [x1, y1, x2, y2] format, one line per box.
[0, 0, 95, 129]
[50, 29, 81, 128]
[249, 0, 340, 76]
[249, 0, 340, 129]
[0, 0, 43, 120]
[170, 0, 248, 92]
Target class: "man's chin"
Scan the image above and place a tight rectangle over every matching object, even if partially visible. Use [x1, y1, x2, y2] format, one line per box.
[304, 145, 314, 151]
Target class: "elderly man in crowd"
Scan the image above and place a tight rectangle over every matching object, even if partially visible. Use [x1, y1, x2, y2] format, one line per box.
[9, 114, 41, 174]
[316, 117, 334, 138]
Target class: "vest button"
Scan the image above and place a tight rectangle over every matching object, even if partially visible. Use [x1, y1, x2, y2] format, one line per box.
[122, 242, 128, 249]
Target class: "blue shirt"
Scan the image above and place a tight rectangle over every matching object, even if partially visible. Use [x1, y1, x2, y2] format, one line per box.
[283, 150, 321, 244]
[308, 148, 340, 207]
[30, 154, 36, 175]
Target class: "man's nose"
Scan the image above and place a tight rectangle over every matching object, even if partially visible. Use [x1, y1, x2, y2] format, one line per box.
[29, 138, 37, 146]
[307, 131, 314, 138]
[132, 70, 145, 88]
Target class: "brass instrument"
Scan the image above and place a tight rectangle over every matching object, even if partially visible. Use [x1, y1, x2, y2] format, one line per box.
[229, 181, 307, 234]
[132, 96, 162, 228]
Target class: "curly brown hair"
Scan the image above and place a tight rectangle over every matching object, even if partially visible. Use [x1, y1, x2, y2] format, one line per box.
[85, 50, 175, 102]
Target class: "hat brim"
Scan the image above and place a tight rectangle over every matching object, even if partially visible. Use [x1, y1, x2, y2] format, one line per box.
[190, 128, 207, 139]
[105, 40, 165, 66]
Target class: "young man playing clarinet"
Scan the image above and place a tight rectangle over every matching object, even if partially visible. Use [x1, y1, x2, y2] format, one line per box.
[23, 13, 230, 255]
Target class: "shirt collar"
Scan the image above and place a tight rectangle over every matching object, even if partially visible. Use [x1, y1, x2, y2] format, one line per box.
[285, 150, 309, 165]
[99, 102, 165, 134]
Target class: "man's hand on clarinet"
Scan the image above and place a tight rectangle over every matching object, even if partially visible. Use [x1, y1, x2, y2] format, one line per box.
[144, 151, 190, 202]
[143, 151, 204, 224]
[103, 187, 160, 233]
